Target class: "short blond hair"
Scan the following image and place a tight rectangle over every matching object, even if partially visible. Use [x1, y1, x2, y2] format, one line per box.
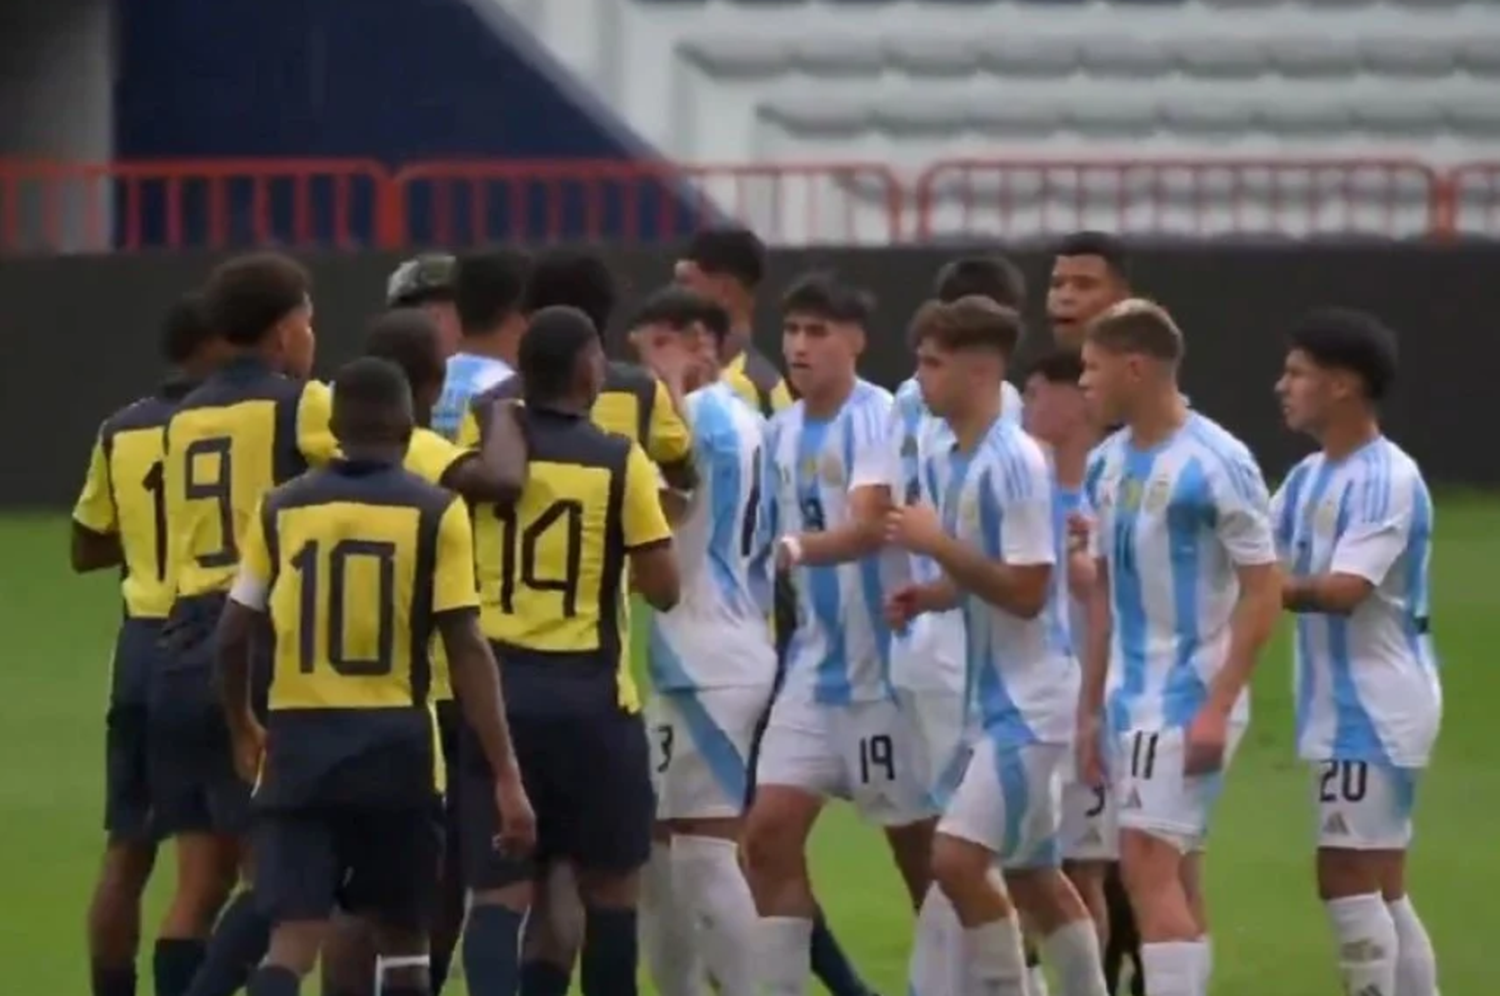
[1085, 298, 1183, 362]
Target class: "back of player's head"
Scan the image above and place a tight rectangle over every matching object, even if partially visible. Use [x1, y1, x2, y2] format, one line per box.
[204, 252, 311, 347]
[387, 253, 457, 308]
[160, 291, 216, 366]
[520, 306, 600, 404]
[1024, 346, 1086, 386]
[454, 248, 531, 336]
[1086, 299, 1183, 364]
[629, 285, 730, 346]
[523, 248, 617, 334]
[933, 255, 1027, 311]
[681, 228, 767, 290]
[910, 295, 1022, 359]
[779, 273, 874, 327]
[1055, 230, 1130, 283]
[1287, 308, 1398, 400]
[365, 308, 445, 392]
[330, 357, 414, 446]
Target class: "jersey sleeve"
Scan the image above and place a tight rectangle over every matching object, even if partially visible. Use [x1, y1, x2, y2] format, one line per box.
[1209, 449, 1278, 567]
[296, 380, 340, 466]
[622, 441, 673, 551]
[1269, 476, 1295, 563]
[228, 499, 274, 610]
[433, 497, 481, 614]
[647, 379, 694, 467]
[988, 447, 1056, 566]
[766, 378, 794, 414]
[1329, 462, 1417, 586]
[72, 432, 117, 534]
[405, 429, 470, 487]
[1082, 447, 1108, 560]
[847, 394, 894, 491]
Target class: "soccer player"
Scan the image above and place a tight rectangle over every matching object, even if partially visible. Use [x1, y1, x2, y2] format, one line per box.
[744, 274, 934, 996]
[625, 287, 776, 996]
[1271, 309, 1441, 996]
[432, 249, 532, 440]
[216, 356, 534, 996]
[459, 306, 681, 996]
[72, 293, 226, 996]
[151, 253, 337, 996]
[1077, 300, 1281, 996]
[1046, 232, 1132, 352]
[387, 252, 461, 355]
[674, 227, 793, 416]
[885, 297, 1107, 996]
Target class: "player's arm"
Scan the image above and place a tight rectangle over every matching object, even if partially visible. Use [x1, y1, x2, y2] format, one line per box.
[1205, 456, 1283, 716]
[647, 377, 699, 493]
[1079, 553, 1112, 720]
[217, 499, 275, 736]
[795, 403, 892, 565]
[433, 499, 522, 785]
[70, 430, 123, 572]
[622, 441, 680, 612]
[296, 380, 341, 466]
[929, 464, 1053, 619]
[1284, 466, 1415, 615]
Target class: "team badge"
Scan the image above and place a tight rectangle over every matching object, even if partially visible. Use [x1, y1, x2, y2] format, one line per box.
[798, 456, 817, 482]
[1314, 498, 1338, 536]
[820, 454, 844, 486]
[1120, 478, 1143, 513]
[960, 497, 980, 531]
[1144, 478, 1171, 514]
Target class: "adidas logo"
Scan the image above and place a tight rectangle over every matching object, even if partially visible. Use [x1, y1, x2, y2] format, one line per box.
[1348, 984, 1385, 996]
[1324, 812, 1350, 836]
[1082, 827, 1102, 845]
[1123, 788, 1143, 810]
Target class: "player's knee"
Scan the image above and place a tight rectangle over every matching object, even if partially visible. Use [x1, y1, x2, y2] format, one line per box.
[1008, 866, 1088, 934]
[1315, 847, 1386, 901]
[575, 867, 641, 911]
[98, 840, 156, 900]
[742, 791, 815, 879]
[930, 833, 989, 901]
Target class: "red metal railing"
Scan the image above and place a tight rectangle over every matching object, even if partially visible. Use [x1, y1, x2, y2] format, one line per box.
[390, 159, 904, 246]
[5, 156, 1500, 252]
[914, 158, 1447, 241]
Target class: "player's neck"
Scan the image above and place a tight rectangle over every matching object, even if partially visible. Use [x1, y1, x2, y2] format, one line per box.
[338, 443, 404, 466]
[1051, 432, 1090, 487]
[1319, 413, 1381, 462]
[1126, 390, 1189, 449]
[950, 399, 1002, 454]
[802, 374, 857, 419]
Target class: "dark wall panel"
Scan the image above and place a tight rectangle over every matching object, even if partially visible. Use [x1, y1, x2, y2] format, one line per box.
[2, 245, 1495, 508]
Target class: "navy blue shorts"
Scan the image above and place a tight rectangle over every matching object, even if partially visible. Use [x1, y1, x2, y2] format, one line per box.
[460, 710, 654, 890]
[104, 618, 163, 842]
[255, 803, 442, 929]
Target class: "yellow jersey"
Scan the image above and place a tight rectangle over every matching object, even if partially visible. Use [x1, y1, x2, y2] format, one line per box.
[723, 344, 793, 418]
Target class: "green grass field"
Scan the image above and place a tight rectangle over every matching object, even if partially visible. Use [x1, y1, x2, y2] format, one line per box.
[2, 503, 1492, 996]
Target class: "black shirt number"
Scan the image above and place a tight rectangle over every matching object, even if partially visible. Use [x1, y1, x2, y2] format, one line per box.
[291, 538, 397, 677]
[1318, 760, 1369, 804]
[142, 459, 168, 581]
[184, 436, 237, 568]
[800, 496, 826, 532]
[741, 447, 762, 558]
[858, 734, 896, 785]
[1129, 731, 1160, 781]
[1085, 785, 1107, 818]
[497, 499, 585, 616]
[655, 724, 674, 774]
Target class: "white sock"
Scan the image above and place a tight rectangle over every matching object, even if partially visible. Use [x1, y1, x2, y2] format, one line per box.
[1140, 941, 1208, 996]
[909, 886, 964, 996]
[1027, 962, 1052, 996]
[640, 841, 706, 996]
[672, 834, 760, 996]
[1199, 933, 1213, 989]
[1041, 920, 1108, 996]
[964, 916, 1029, 996]
[758, 915, 813, 996]
[1388, 896, 1440, 996]
[1325, 893, 1399, 996]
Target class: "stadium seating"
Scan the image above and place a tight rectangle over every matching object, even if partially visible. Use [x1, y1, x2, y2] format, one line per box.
[499, 0, 1500, 240]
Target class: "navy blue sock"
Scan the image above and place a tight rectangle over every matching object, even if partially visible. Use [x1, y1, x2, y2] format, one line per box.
[246, 964, 299, 996]
[810, 909, 873, 996]
[579, 907, 638, 996]
[429, 945, 454, 996]
[462, 905, 525, 996]
[91, 962, 136, 996]
[519, 960, 572, 996]
[184, 890, 271, 996]
[153, 938, 207, 996]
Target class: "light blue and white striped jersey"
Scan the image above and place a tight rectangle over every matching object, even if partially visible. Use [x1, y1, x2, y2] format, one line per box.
[931, 417, 1075, 745]
[1053, 481, 1088, 660]
[1083, 413, 1277, 734]
[1271, 438, 1441, 768]
[649, 382, 777, 692]
[433, 352, 514, 440]
[762, 379, 894, 705]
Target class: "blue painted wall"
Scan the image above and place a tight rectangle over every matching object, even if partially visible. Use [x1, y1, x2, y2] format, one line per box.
[112, 0, 705, 246]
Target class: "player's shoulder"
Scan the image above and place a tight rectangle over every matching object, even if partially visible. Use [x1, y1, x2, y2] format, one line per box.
[604, 359, 656, 394]
[850, 377, 894, 409]
[738, 345, 785, 391]
[1181, 412, 1257, 466]
[470, 373, 522, 412]
[101, 391, 179, 439]
[978, 421, 1049, 493]
[269, 462, 450, 515]
[1350, 437, 1428, 507]
[690, 382, 762, 431]
[526, 407, 635, 465]
[1086, 427, 1129, 472]
[179, 359, 302, 412]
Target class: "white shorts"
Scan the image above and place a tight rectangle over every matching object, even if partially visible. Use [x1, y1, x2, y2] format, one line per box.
[937, 738, 1066, 870]
[892, 687, 970, 799]
[1311, 759, 1419, 851]
[1114, 721, 1248, 852]
[647, 685, 774, 821]
[1059, 778, 1119, 862]
[754, 683, 937, 827]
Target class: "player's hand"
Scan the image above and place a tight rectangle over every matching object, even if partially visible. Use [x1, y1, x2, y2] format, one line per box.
[229, 715, 267, 785]
[1185, 706, 1228, 776]
[774, 536, 802, 573]
[884, 583, 923, 630]
[637, 331, 692, 393]
[1065, 511, 1092, 555]
[493, 776, 537, 857]
[1075, 713, 1106, 788]
[885, 503, 944, 555]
